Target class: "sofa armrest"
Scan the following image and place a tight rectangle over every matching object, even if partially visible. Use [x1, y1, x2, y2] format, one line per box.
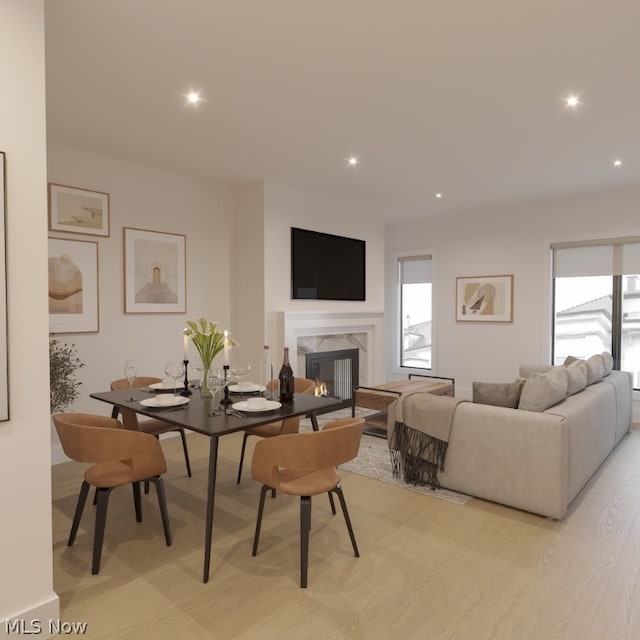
[439, 402, 569, 519]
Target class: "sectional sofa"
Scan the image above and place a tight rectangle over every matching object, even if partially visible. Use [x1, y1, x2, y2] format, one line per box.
[389, 353, 633, 519]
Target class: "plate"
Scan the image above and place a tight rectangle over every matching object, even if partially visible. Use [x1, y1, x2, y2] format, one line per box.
[148, 380, 176, 390]
[140, 396, 190, 408]
[232, 400, 281, 412]
[228, 383, 266, 394]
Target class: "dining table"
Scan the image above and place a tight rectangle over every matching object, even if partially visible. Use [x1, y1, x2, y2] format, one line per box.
[90, 385, 343, 583]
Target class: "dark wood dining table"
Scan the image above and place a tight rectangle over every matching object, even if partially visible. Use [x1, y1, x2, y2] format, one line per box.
[90, 386, 343, 583]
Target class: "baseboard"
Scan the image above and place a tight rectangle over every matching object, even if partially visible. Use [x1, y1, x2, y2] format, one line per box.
[1, 593, 60, 639]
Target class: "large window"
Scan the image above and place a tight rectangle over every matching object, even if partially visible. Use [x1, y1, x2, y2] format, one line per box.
[398, 255, 432, 370]
[552, 240, 640, 389]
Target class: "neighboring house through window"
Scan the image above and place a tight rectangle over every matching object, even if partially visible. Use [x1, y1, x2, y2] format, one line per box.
[552, 239, 640, 389]
[398, 254, 432, 370]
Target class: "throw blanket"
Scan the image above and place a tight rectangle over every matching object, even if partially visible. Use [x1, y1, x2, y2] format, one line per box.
[387, 393, 466, 489]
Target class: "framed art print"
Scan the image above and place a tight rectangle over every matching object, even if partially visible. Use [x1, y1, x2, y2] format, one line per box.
[0, 152, 7, 419]
[124, 227, 186, 314]
[456, 274, 513, 322]
[48, 183, 110, 236]
[48, 237, 99, 333]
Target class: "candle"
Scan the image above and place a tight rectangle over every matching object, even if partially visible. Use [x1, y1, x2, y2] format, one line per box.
[223, 330, 229, 365]
[183, 332, 188, 360]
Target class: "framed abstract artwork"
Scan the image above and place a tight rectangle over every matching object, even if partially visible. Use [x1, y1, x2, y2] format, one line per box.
[48, 237, 99, 333]
[123, 227, 186, 314]
[456, 274, 513, 323]
[0, 152, 7, 420]
[48, 183, 110, 237]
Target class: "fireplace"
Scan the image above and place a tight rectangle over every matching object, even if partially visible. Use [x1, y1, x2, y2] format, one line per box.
[305, 348, 359, 410]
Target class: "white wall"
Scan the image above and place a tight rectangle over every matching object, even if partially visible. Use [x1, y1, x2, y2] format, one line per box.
[0, 0, 60, 631]
[262, 181, 386, 368]
[385, 184, 640, 409]
[47, 144, 235, 460]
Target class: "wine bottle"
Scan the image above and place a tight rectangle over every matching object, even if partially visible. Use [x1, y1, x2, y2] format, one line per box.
[278, 346, 294, 403]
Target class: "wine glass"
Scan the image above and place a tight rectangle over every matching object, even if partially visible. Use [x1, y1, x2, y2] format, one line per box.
[208, 369, 225, 414]
[165, 361, 185, 397]
[124, 360, 138, 401]
[231, 361, 252, 398]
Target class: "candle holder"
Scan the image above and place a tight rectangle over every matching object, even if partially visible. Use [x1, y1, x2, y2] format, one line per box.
[220, 364, 232, 406]
[180, 359, 192, 396]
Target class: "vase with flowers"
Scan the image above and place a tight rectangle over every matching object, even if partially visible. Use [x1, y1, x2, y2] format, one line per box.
[184, 318, 236, 398]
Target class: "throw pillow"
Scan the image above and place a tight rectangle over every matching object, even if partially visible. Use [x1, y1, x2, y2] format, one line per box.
[472, 380, 524, 408]
[601, 351, 614, 376]
[518, 366, 568, 412]
[586, 354, 605, 385]
[565, 360, 587, 395]
[564, 355, 580, 366]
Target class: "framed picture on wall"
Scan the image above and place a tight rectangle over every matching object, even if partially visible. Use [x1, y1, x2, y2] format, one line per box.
[123, 227, 186, 314]
[0, 152, 8, 420]
[48, 183, 110, 237]
[48, 237, 100, 333]
[456, 274, 513, 322]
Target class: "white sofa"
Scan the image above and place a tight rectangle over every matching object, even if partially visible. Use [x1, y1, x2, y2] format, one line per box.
[392, 357, 633, 519]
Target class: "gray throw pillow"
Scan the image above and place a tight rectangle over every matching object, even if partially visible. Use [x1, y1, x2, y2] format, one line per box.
[472, 380, 524, 408]
[518, 366, 569, 412]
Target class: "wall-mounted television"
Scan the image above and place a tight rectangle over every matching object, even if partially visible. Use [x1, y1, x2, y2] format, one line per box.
[291, 227, 366, 301]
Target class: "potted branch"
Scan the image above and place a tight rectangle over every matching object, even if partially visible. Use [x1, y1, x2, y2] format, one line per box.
[49, 335, 84, 414]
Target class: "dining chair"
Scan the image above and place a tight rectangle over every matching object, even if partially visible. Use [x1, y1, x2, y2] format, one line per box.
[236, 377, 316, 484]
[250, 416, 364, 588]
[52, 412, 172, 575]
[110, 377, 192, 481]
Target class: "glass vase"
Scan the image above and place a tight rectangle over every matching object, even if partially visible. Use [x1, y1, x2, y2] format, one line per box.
[200, 366, 213, 398]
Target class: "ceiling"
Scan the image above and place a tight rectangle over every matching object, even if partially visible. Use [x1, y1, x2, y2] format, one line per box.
[44, 0, 640, 223]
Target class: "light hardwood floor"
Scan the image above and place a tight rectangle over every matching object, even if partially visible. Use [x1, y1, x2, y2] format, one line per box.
[51, 423, 640, 639]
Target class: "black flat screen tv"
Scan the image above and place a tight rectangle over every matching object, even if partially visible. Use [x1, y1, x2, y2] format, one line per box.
[291, 227, 366, 301]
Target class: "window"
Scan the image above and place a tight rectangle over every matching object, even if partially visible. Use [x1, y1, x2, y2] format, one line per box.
[552, 240, 640, 389]
[398, 255, 432, 370]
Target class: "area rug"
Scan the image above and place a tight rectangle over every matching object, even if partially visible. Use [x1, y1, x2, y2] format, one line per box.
[340, 434, 472, 506]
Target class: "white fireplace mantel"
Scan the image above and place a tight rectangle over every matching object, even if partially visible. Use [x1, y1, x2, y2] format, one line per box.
[281, 311, 385, 385]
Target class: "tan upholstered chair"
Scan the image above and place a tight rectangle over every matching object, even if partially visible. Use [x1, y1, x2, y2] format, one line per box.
[52, 412, 172, 575]
[236, 377, 316, 484]
[250, 416, 364, 588]
[110, 377, 192, 480]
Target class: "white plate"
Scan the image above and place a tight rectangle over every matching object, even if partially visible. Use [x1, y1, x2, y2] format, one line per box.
[148, 380, 176, 390]
[140, 396, 189, 408]
[232, 400, 281, 412]
[228, 383, 266, 393]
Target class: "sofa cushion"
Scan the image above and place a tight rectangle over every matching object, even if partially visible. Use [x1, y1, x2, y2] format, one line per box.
[586, 354, 605, 385]
[601, 351, 613, 376]
[472, 379, 524, 408]
[518, 366, 568, 412]
[565, 360, 588, 395]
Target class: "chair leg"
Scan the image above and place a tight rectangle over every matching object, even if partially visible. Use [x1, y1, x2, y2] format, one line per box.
[68, 480, 91, 546]
[132, 482, 142, 522]
[178, 428, 192, 477]
[331, 485, 359, 557]
[92, 487, 113, 575]
[300, 496, 312, 588]
[252, 484, 270, 556]
[237, 432, 250, 484]
[328, 492, 336, 515]
[148, 476, 172, 546]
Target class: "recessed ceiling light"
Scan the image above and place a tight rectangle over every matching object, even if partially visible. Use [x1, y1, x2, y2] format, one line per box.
[435, 193, 443, 199]
[186, 91, 201, 105]
[346, 156, 359, 167]
[565, 95, 581, 108]
[613, 159, 623, 167]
